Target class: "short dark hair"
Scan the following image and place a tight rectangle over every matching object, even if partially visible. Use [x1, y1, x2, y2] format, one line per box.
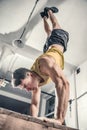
[13, 68, 31, 87]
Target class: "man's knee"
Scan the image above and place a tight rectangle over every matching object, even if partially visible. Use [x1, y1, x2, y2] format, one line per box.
[53, 23, 61, 29]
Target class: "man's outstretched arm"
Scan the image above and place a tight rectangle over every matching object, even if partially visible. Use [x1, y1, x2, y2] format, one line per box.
[30, 87, 41, 117]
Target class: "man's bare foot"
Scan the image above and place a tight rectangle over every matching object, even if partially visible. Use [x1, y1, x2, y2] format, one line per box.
[38, 117, 62, 125]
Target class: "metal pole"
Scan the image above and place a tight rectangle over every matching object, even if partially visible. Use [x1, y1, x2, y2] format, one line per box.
[20, 0, 39, 39]
[73, 69, 79, 129]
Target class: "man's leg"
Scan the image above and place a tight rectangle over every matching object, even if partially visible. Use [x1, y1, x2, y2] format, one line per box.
[41, 7, 60, 34]
[43, 16, 51, 36]
[48, 10, 61, 29]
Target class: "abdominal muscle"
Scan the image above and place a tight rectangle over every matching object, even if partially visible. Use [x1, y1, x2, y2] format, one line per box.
[49, 44, 64, 53]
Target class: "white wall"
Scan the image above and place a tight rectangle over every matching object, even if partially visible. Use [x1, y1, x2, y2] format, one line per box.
[66, 60, 87, 130]
[65, 73, 78, 129]
[76, 61, 87, 130]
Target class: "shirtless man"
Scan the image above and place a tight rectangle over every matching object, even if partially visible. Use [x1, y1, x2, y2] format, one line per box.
[12, 7, 69, 125]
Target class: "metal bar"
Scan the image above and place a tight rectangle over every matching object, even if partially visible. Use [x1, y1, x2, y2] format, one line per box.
[41, 91, 55, 97]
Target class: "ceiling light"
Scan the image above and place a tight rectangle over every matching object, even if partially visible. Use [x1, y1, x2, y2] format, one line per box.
[12, 39, 24, 48]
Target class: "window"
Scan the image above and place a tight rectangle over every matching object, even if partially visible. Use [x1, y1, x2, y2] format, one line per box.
[45, 96, 55, 117]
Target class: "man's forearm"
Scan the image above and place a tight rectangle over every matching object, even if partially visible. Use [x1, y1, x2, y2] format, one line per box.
[30, 104, 39, 117]
[30, 88, 41, 117]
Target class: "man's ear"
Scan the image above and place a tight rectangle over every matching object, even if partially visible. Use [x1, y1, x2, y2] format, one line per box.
[26, 72, 31, 77]
[30, 72, 33, 77]
[25, 72, 29, 77]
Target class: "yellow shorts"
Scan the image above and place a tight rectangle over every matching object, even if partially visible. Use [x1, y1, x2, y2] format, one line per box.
[42, 46, 64, 69]
[31, 47, 64, 86]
